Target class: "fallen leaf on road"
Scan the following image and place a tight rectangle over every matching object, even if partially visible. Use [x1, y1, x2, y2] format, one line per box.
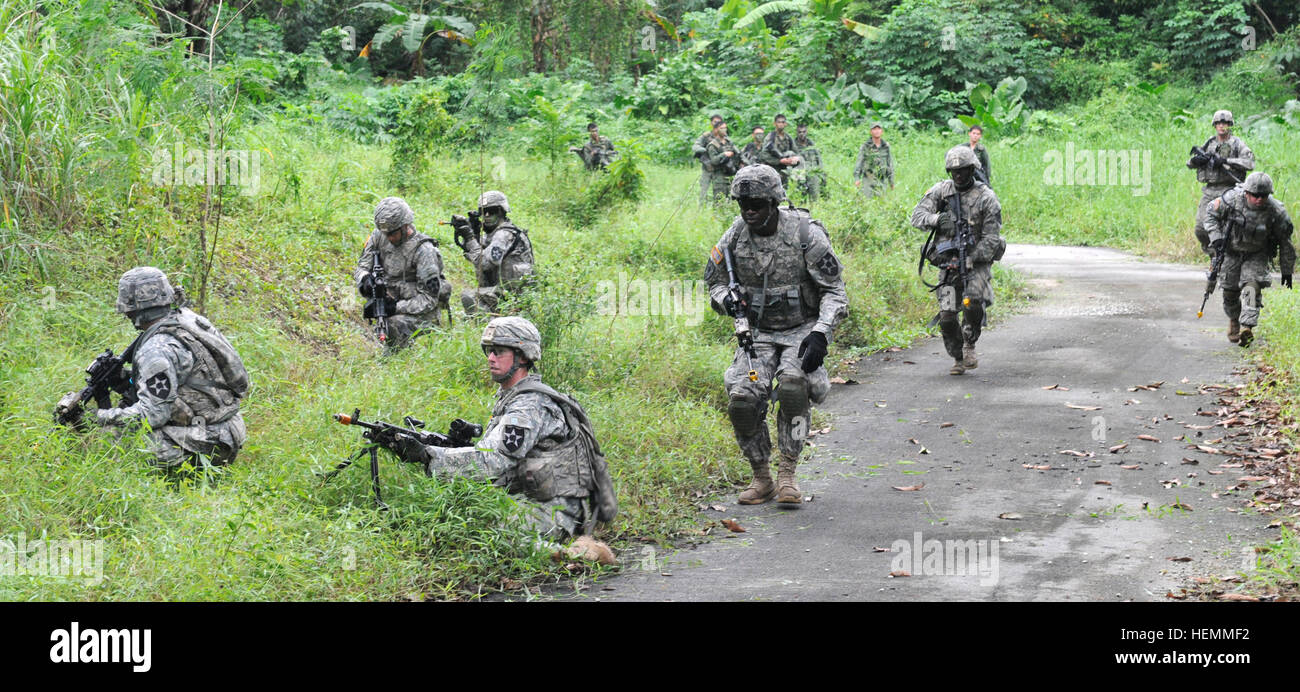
[872, 546, 892, 553]
[907, 438, 919, 444]
[1218, 462, 1243, 468]
[1042, 384, 1070, 391]
[1120, 465, 1141, 470]
[1066, 403, 1102, 410]
[1023, 464, 1051, 470]
[888, 570, 911, 578]
[1058, 449, 1094, 457]
[998, 512, 1023, 520]
[892, 483, 925, 492]
[1170, 502, 1193, 511]
[1137, 434, 1161, 442]
[1219, 593, 1259, 602]
[939, 422, 954, 428]
[721, 519, 746, 533]
[1185, 423, 1216, 430]
[1124, 399, 1140, 405]
[1109, 444, 1128, 453]
[1259, 448, 1284, 458]
[1239, 476, 1270, 482]
[1095, 480, 1113, 486]
[1181, 458, 1199, 465]
[1166, 591, 1187, 600]
[1160, 479, 1180, 488]
[1196, 445, 1223, 455]
[829, 377, 859, 385]
[1192, 577, 1211, 585]
[1167, 556, 1192, 562]
[1129, 381, 1165, 391]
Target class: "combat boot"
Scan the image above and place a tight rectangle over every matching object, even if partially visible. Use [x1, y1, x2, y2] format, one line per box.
[949, 359, 966, 376]
[776, 455, 801, 505]
[1238, 326, 1253, 348]
[1227, 319, 1240, 343]
[738, 463, 775, 505]
[962, 342, 978, 370]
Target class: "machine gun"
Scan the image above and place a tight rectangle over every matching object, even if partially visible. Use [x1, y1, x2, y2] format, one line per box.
[1188, 145, 1243, 184]
[722, 245, 759, 382]
[54, 339, 142, 429]
[324, 409, 483, 509]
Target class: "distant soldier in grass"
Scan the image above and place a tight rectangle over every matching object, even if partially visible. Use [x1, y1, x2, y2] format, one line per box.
[792, 123, 827, 202]
[759, 113, 801, 187]
[740, 125, 764, 167]
[1203, 172, 1294, 347]
[354, 197, 450, 350]
[379, 316, 617, 544]
[57, 267, 249, 468]
[693, 113, 724, 204]
[705, 165, 848, 506]
[854, 122, 894, 198]
[966, 125, 991, 188]
[704, 117, 741, 203]
[452, 190, 535, 315]
[910, 146, 1006, 375]
[1188, 110, 1254, 255]
[572, 122, 618, 170]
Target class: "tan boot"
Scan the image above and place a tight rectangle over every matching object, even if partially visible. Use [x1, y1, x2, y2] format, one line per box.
[949, 359, 966, 376]
[962, 343, 978, 369]
[776, 455, 802, 505]
[738, 464, 776, 505]
[1238, 326, 1253, 348]
[1227, 319, 1240, 343]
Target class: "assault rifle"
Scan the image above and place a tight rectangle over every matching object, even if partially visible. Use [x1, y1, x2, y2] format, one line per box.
[54, 338, 142, 429]
[1197, 244, 1228, 319]
[446, 210, 482, 251]
[722, 245, 759, 382]
[1188, 145, 1243, 184]
[324, 409, 483, 509]
[362, 251, 393, 345]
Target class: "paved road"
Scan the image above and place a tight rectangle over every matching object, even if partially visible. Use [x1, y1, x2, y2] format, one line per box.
[588, 245, 1272, 601]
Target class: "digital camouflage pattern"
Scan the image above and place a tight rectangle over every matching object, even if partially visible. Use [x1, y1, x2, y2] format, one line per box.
[1192, 133, 1255, 253]
[354, 227, 448, 349]
[854, 139, 894, 198]
[704, 131, 740, 203]
[792, 134, 826, 201]
[96, 307, 248, 467]
[1205, 186, 1295, 327]
[759, 129, 798, 184]
[704, 208, 848, 468]
[460, 218, 535, 314]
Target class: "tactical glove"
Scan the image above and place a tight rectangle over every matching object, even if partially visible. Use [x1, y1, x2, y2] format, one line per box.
[722, 291, 748, 318]
[797, 330, 828, 373]
[1207, 154, 1225, 170]
[358, 273, 375, 298]
[936, 211, 955, 235]
[1283, 274, 1293, 289]
[392, 434, 430, 465]
[1210, 238, 1225, 253]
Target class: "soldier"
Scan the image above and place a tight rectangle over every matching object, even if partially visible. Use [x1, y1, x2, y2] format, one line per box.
[740, 126, 764, 167]
[59, 267, 249, 468]
[1204, 172, 1294, 347]
[703, 118, 740, 203]
[693, 114, 724, 204]
[792, 123, 827, 202]
[704, 165, 848, 505]
[573, 122, 618, 170]
[759, 114, 801, 186]
[452, 190, 535, 315]
[1189, 110, 1255, 255]
[354, 197, 450, 350]
[854, 122, 894, 198]
[380, 316, 617, 541]
[967, 125, 991, 188]
[910, 146, 1006, 375]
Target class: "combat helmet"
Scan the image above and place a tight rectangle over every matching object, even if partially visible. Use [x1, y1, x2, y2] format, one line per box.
[374, 197, 414, 233]
[1212, 110, 1234, 125]
[481, 316, 541, 364]
[1243, 172, 1273, 197]
[478, 190, 510, 215]
[944, 145, 980, 171]
[730, 164, 785, 201]
[116, 267, 176, 314]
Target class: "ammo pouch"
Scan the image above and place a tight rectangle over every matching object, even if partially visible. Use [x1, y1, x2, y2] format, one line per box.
[747, 283, 812, 332]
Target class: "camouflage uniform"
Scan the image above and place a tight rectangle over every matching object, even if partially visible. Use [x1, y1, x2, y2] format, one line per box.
[793, 134, 826, 202]
[704, 132, 740, 203]
[705, 165, 848, 504]
[1190, 111, 1254, 254]
[458, 191, 535, 314]
[94, 268, 248, 468]
[759, 129, 799, 186]
[910, 147, 1006, 374]
[580, 135, 618, 170]
[740, 140, 762, 167]
[969, 142, 991, 188]
[394, 318, 610, 540]
[854, 138, 894, 198]
[693, 131, 714, 204]
[354, 197, 448, 350]
[1204, 174, 1295, 343]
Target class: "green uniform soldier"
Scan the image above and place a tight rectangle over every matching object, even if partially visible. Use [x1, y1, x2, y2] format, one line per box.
[354, 197, 450, 350]
[704, 119, 741, 203]
[910, 147, 1007, 375]
[57, 267, 250, 468]
[740, 126, 764, 167]
[1188, 110, 1254, 255]
[1204, 172, 1294, 347]
[705, 165, 848, 505]
[854, 122, 894, 198]
[792, 123, 827, 202]
[573, 122, 618, 170]
[382, 316, 617, 540]
[967, 125, 991, 188]
[693, 114, 724, 204]
[452, 191, 535, 315]
[759, 114, 801, 186]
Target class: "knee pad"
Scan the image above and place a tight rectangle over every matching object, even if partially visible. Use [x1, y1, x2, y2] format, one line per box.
[776, 373, 810, 420]
[938, 310, 958, 328]
[1242, 282, 1260, 309]
[728, 394, 765, 436]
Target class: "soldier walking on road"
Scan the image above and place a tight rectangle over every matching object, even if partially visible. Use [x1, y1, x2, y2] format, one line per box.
[704, 165, 848, 506]
[1204, 172, 1294, 347]
[910, 147, 1006, 375]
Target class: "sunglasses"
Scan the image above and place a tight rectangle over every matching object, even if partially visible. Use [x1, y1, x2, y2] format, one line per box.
[737, 197, 769, 212]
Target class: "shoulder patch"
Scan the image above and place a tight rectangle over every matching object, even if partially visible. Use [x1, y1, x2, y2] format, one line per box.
[501, 425, 527, 454]
[144, 371, 171, 399]
[710, 245, 723, 265]
[815, 252, 841, 277]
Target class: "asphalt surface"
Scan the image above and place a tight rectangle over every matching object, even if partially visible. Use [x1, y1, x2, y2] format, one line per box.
[585, 244, 1273, 601]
